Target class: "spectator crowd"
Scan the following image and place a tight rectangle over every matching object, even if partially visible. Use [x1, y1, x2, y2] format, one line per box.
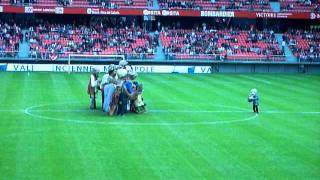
[284, 29, 320, 62]
[0, 17, 319, 62]
[26, 17, 156, 60]
[0, 21, 22, 57]
[161, 23, 284, 61]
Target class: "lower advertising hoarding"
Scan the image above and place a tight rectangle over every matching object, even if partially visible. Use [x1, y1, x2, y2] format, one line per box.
[4, 64, 213, 73]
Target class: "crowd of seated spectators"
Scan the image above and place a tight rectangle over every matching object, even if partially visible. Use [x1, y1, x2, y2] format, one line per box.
[159, 0, 270, 11]
[26, 17, 156, 60]
[158, 0, 202, 10]
[9, 0, 37, 5]
[284, 29, 320, 62]
[280, 0, 320, 12]
[88, 0, 116, 8]
[161, 23, 284, 61]
[87, 0, 150, 8]
[57, 0, 71, 6]
[0, 21, 22, 57]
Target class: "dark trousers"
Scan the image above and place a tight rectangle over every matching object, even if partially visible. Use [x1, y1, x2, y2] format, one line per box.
[90, 94, 96, 110]
[253, 105, 259, 113]
[101, 89, 104, 110]
[117, 93, 127, 115]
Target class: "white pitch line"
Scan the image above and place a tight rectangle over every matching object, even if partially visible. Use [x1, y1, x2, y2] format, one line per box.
[0, 109, 320, 114]
[22, 103, 259, 126]
[2, 101, 319, 126]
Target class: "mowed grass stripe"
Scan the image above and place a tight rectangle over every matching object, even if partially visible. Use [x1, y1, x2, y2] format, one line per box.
[235, 75, 313, 112]
[139, 74, 318, 177]
[14, 73, 49, 179]
[276, 74, 320, 87]
[171, 124, 267, 178]
[259, 75, 320, 111]
[262, 75, 320, 96]
[46, 73, 89, 179]
[116, 123, 207, 179]
[59, 74, 113, 179]
[115, 125, 174, 179]
[158, 75, 276, 177]
[71, 74, 159, 179]
[256, 114, 320, 165]
[244, 117, 319, 178]
[190, 117, 316, 179]
[0, 73, 319, 179]
[94, 124, 155, 179]
[261, 75, 320, 97]
[164, 125, 264, 178]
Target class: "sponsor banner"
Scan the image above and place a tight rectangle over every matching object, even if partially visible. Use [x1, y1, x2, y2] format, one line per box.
[0, 63, 8, 71]
[55, 7, 64, 14]
[143, 9, 185, 16]
[86, 8, 121, 15]
[200, 11, 235, 17]
[310, 13, 320, 20]
[23, 6, 64, 14]
[3, 5, 25, 13]
[5, 64, 212, 73]
[235, 11, 311, 19]
[6, 64, 51, 72]
[54, 64, 98, 73]
[0, 5, 318, 19]
[24, 6, 33, 13]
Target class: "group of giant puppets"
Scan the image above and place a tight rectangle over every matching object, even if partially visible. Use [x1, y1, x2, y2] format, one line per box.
[87, 60, 146, 116]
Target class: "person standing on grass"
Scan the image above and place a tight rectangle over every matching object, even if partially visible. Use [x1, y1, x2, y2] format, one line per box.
[117, 68, 132, 116]
[248, 88, 259, 114]
[87, 67, 100, 110]
[101, 64, 115, 110]
[109, 84, 121, 116]
[124, 71, 137, 112]
[103, 71, 117, 113]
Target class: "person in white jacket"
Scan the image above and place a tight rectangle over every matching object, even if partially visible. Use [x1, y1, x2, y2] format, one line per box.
[87, 67, 100, 110]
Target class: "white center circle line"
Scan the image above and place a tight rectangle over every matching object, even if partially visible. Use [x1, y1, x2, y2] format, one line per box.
[23, 102, 259, 126]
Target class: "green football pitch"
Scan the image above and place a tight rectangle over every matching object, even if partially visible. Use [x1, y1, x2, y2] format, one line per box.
[0, 72, 319, 179]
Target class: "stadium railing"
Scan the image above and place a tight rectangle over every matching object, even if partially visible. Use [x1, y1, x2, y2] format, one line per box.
[164, 53, 286, 62]
[0, 51, 292, 62]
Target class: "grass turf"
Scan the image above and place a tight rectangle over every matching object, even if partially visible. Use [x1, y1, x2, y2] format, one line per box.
[0, 72, 319, 179]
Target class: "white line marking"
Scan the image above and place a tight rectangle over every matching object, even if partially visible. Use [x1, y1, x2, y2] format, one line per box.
[22, 102, 259, 126]
[2, 102, 319, 126]
[239, 75, 272, 84]
[0, 108, 317, 114]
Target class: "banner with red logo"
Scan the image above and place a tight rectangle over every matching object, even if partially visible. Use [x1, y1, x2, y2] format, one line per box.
[0, 5, 318, 20]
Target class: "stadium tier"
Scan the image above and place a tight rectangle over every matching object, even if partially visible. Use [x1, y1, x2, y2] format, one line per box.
[280, 0, 320, 12]
[0, 22, 22, 57]
[160, 28, 285, 61]
[3, 0, 150, 8]
[28, 23, 155, 60]
[159, 0, 271, 11]
[0, 15, 320, 62]
[283, 30, 320, 62]
[2, 0, 319, 13]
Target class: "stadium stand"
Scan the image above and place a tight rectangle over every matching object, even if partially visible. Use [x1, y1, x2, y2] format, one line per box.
[87, 0, 150, 8]
[280, 0, 320, 12]
[160, 26, 284, 61]
[158, 0, 271, 11]
[27, 18, 155, 60]
[2, 0, 150, 8]
[283, 30, 320, 61]
[0, 21, 22, 57]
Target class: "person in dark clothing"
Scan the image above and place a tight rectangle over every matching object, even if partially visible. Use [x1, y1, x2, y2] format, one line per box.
[87, 68, 100, 110]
